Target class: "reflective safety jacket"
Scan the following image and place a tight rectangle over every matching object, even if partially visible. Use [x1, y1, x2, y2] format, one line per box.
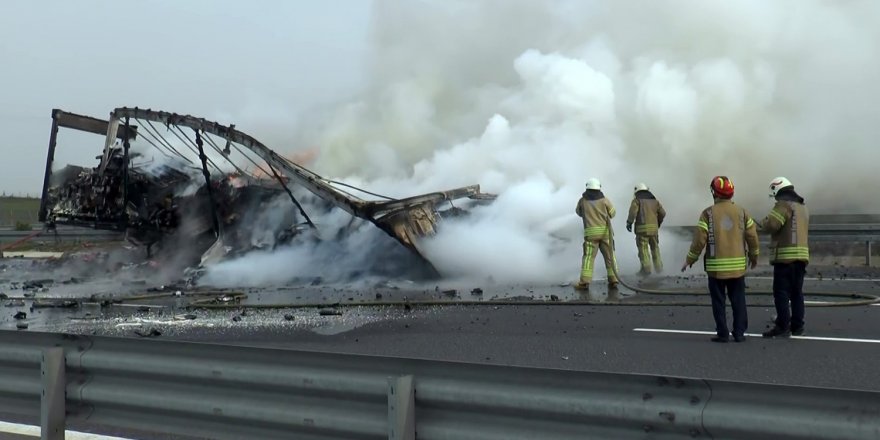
[686, 199, 760, 279]
[576, 191, 616, 241]
[760, 194, 809, 264]
[626, 191, 666, 236]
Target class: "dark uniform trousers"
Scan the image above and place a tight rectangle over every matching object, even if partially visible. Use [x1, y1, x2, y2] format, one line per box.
[772, 261, 807, 331]
[708, 277, 747, 338]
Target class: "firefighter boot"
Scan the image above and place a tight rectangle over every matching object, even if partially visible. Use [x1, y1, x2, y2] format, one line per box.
[762, 326, 791, 338]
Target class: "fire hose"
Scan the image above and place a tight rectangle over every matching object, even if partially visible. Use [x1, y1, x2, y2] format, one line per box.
[19, 220, 875, 310]
[603, 220, 879, 307]
[34, 269, 870, 311]
[174, 219, 880, 309]
[0, 229, 42, 255]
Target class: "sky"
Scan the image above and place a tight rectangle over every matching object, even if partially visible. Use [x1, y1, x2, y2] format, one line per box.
[4, 0, 880, 283]
[2, 0, 879, 212]
[0, 0, 372, 196]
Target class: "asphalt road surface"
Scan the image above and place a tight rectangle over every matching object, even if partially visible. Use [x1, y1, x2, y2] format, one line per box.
[5, 302, 880, 439]
[2, 258, 879, 392]
[169, 301, 880, 392]
[2, 260, 880, 439]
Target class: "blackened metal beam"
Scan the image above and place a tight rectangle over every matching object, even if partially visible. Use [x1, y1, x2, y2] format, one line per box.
[265, 161, 316, 230]
[38, 112, 60, 222]
[54, 109, 137, 140]
[122, 117, 131, 226]
[194, 131, 221, 238]
[109, 108, 483, 220]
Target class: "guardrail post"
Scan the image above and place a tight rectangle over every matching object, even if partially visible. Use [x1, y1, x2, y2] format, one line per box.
[41, 347, 65, 440]
[388, 375, 414, 440]
[867, 241, 873, 266]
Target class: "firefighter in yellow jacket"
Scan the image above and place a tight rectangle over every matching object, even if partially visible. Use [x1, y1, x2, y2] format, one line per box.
[626, 183, 666, 276]
[681, 176, 760, 343]
[760, 177, 810, 338]
[575, 178, 618, 291]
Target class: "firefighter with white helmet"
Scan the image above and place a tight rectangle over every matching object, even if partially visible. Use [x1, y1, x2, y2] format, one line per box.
[575, 178, 618, 291]
[626, 182, 666, 276]
[760, 176, 810, 338]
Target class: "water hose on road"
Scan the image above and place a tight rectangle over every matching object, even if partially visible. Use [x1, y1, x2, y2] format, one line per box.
[182, 291, 880, 310]
[175, 222, 879, 310]
[0, 229, 42, 252]
[604, 221, 880, 307]
[17, 222, 877, 311]
[3, 228, 874, 313]
[9, 274, 876, 314]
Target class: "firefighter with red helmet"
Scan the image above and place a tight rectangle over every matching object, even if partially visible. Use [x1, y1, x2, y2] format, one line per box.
[681, 176, 760, 343]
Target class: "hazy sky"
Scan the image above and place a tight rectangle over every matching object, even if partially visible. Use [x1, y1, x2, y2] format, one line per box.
[0, 0, 372, 195]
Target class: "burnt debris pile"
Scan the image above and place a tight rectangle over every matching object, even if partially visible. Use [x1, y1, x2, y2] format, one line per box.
[38, 108, 494, 282]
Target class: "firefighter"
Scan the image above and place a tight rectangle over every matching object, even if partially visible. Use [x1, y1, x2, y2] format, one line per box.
[575, 178, 618, 291]
[626, 183, 666, 276]
[760, 177, 809, 338]
[681, 176, 760, 343]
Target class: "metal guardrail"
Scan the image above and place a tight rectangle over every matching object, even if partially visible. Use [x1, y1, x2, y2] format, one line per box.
[0, 331, 878, 440]
[811, 214, 880, 224]
[667, 224, 879, 265]
[0, 227, 121, 245]
[667, 224, 880, 241]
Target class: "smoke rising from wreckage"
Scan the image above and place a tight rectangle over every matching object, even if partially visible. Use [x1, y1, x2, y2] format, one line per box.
[39, 108, 495, 283]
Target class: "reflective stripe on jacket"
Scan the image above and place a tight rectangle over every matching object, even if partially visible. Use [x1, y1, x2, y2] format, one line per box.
[577, 195, 615, 241]
[686, 199, 760, 279]
[761, 200, 809, 264]
[626, 192, 666, 236]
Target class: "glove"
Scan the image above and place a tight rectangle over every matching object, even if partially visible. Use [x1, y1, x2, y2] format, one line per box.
[625, 223, 632, 233]
[749, 256, 758, 270]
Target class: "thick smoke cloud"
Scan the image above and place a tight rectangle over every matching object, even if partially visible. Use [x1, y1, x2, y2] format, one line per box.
[206, 0, 880, 285]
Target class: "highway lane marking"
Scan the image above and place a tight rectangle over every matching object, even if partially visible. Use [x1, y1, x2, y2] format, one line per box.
[749, 276, 879, 282]
[804, 300, 880, 306]
[0, 421, 131, 439]
[634, 328, 880, 344]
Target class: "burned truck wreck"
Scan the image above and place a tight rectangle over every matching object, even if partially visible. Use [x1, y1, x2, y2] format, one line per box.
[39, 108, 494, 279]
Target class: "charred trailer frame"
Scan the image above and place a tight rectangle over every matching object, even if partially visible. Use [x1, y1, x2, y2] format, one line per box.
[39, 107, 495, 278]
[38, 109, 138, 229]
[105, 108, 494, 272]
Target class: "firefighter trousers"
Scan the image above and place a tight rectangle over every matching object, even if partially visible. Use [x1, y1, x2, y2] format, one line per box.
[580, 238, 618, 285]
[635, 234, 662, 274]
[772, 261, 807, 331]
[708, 276, 747, 338]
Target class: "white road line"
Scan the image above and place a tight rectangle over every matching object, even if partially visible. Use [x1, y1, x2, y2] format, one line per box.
[0, 421, 131, 439]
[750, 276, 879, 282]
[633, 328, 880, 344]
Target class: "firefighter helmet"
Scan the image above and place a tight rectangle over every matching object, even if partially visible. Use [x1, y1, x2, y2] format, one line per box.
[769, 176, 793, 198]
[585, 178, 602, 190]
[710, 176, 735, 199]
[634, 182, 649, 193]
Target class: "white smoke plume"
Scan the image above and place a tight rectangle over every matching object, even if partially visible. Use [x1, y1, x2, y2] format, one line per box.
[205, 0, 880, 286]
